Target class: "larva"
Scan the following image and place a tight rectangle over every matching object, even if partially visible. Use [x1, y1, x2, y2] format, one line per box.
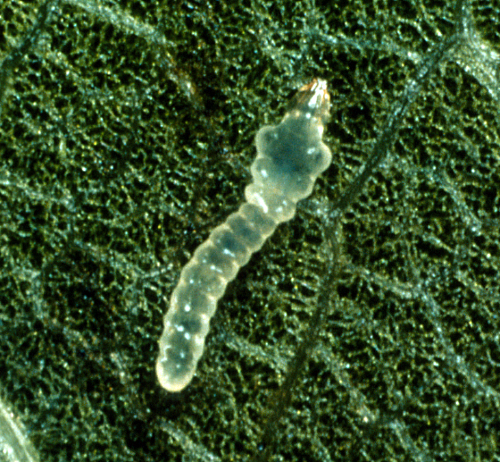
[156, 78, 332, 392]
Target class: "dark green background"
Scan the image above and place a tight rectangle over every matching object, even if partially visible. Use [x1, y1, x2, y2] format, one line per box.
[0, 0, 499, 460]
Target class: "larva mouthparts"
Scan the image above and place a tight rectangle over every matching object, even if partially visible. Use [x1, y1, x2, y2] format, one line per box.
[156, 78, 332, 392]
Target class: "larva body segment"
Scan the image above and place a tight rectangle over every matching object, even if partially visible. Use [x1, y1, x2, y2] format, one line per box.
[156, 79, 332, 392]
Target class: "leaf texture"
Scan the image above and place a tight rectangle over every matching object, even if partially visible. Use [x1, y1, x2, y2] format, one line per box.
[0, 0, 499, 461]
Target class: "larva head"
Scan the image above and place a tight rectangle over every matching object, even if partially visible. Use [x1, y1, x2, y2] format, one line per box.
[280, 78, 331, 149]
[288, 78, 331, 130]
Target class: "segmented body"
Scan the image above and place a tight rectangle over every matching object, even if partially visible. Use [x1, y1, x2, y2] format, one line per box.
[156, 79, 332, 392]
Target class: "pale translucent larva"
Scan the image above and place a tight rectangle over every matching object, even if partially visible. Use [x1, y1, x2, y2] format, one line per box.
[156, 79, 332, 392]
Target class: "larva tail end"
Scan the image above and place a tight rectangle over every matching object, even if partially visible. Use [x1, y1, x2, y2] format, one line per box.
[156, 356, 195, 393]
